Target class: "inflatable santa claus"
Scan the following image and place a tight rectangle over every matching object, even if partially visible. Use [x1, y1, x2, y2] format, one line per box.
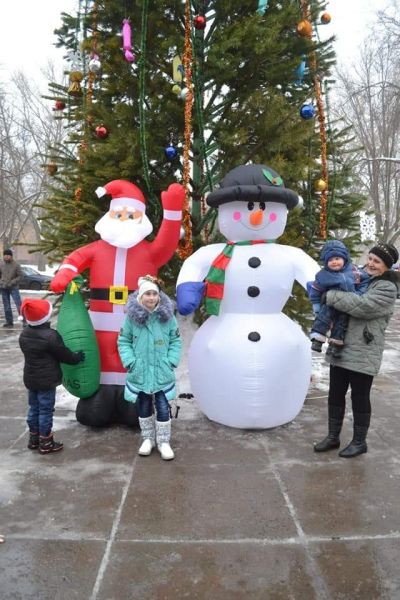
[51, 179, 185, 427]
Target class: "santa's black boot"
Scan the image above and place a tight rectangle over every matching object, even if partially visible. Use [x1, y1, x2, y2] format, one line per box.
[339, 413, 370, 458]
[314, 405, 345, 452]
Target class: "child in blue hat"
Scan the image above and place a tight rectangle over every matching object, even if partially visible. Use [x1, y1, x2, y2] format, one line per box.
[308, 240, 369, 357]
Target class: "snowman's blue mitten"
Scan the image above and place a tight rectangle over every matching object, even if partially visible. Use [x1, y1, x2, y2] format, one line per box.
[306, 281, 314, 296]
[177, 282, 205, 315]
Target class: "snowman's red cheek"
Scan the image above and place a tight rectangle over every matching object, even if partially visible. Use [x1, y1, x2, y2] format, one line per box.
[233, 211, 241, 221]
[269, 212, 277, 222]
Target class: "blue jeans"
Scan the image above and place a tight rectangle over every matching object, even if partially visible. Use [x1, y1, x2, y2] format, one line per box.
[27, 389, 56, 437]
[137, 391, 170, 422]
[2, 287, 22, 324]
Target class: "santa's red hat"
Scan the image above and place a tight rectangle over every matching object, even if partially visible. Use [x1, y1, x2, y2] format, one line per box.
[95, 179, 146, 213]
[20, 298, 52, 326]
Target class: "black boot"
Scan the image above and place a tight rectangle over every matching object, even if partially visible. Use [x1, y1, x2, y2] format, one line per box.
[39, 433, 63, 455]
[27, 432, 39, 450]
[314, 405, 345, 452]
[339, 413, 370, 458]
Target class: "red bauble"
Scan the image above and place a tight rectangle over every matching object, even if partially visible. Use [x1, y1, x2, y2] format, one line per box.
[193, 15, 206, 30]
[54, 100, 66, 111]
[95, 125, 108, 139]
[320, 12, 331, 24]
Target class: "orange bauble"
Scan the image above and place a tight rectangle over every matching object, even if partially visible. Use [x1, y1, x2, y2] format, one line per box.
[297, 19, 312, 38]
[321, 12, 331, 24]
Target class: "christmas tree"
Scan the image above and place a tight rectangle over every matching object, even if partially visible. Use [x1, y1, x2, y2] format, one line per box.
[37, 0, 364, 322]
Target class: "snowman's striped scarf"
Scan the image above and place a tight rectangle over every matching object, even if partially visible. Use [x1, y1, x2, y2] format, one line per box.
[204, 240, 267, 316]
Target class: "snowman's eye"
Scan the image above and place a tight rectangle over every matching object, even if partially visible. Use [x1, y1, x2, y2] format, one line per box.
[247, 202, 254, 211]
[259, 202, 266, 211]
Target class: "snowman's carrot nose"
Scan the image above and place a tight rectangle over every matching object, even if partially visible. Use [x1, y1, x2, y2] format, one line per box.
[250, 209, 264, 226]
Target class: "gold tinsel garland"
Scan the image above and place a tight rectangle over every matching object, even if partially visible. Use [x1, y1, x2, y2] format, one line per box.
[177, 0, 194, 259]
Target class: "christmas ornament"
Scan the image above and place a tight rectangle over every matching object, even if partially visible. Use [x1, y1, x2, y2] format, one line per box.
[360, 211, 376, 242]
[296, 19, 312, 38]
[295, 57, 306, 85]
[193, 15, 206, 30]
[68, 71, 83, 96]
[165, 144, 177, 161]
[47, 163, 58, 176]
[256, 0, 269, 15]
[172, 55, 184, 95]
[122, 19, 135, 62]
[320, 12, 331, 24]
[179, 87, 188, 100]
[89, 54, 101, 73]
[54, 100, 66, 111]
[314, 178, 327, 192]
[57, 277, 101, 399]
[300, 103, 315, 119]
[95, 125, 108, 139]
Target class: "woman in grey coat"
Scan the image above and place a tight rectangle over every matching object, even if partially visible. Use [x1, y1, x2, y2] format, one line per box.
[314, 242, 400, 458]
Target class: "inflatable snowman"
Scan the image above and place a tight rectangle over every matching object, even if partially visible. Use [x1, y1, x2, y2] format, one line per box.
[176, 164, 319, 429]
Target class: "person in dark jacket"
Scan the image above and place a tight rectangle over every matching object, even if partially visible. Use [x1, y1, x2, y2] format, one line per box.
[314, 242, 399, 458]
[19, 298, 84, 454]
[0, 248, 23, 328]
[308, 240, 369, 357]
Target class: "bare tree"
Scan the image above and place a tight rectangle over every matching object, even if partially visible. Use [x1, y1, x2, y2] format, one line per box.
[334, 29, 400, 245]
[0, 67, 65, 266]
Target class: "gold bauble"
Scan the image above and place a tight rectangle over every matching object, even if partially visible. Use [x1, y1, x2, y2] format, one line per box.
[314, 178, 328, 192]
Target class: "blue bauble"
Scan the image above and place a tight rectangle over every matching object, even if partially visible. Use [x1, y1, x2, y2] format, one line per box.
[300, 103, 315, 120]
[165, 144, 177, 160]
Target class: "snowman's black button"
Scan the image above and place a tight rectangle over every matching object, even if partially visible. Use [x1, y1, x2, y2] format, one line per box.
[248, 331, 261, 342]
[248, 257, 261, 268]
[248, 286, 260, 297]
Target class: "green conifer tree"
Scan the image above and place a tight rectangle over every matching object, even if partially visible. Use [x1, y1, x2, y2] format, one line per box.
[37, 0, 364, 323]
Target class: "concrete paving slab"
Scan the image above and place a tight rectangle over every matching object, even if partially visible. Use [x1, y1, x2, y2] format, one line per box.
[98, 542, 318, 599]
[0, 539, 106, 600]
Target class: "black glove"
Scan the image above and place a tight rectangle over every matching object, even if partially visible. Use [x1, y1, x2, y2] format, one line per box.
[320, 291, 327, 305]
[76, 351, 85, 362]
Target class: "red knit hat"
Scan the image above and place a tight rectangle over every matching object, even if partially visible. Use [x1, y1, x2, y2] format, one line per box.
[20, 298, 52, 326]
[95, 179, 146, 213]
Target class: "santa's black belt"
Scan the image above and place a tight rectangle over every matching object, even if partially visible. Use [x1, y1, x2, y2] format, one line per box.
[90, 286, 135, 305]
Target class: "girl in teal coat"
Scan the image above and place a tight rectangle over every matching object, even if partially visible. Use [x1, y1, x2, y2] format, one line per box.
[118, 276, 182, 460]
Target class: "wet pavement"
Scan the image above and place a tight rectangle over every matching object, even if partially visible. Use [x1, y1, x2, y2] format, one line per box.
[1, 296, 400, 599]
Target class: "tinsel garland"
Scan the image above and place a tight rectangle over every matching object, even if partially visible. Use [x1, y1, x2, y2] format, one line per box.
[177, 0, 194, 259]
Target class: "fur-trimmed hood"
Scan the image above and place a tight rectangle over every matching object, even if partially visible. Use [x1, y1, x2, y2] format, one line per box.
[125, 290, 174, 325]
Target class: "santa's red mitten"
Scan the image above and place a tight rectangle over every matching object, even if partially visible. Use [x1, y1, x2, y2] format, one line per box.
[161, 183, 186, 211]
[50, 269, 75, 293]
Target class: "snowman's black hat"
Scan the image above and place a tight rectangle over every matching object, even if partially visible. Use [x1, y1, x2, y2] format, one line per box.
[207, 164, 300, 209]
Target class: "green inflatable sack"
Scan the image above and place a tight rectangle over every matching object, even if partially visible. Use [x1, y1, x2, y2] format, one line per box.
[57, 276, 100, 398]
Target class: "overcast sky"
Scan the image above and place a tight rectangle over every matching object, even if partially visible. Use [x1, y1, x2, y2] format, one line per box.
[0, 0, 389, 87]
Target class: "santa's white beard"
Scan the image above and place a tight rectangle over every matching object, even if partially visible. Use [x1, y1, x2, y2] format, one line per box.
[95, 213, 153, 248]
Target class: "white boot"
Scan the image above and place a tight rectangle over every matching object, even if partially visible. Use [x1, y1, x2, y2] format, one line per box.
[138, 416, 155, 456]
[155, 420, 174, 460]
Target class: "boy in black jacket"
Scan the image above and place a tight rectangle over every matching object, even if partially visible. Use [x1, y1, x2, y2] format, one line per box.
[19, 298, 84, 454]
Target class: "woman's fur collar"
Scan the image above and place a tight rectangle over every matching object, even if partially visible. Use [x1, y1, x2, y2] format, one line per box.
[372, 269, 400, 288]
[125, 290, 174, 325]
